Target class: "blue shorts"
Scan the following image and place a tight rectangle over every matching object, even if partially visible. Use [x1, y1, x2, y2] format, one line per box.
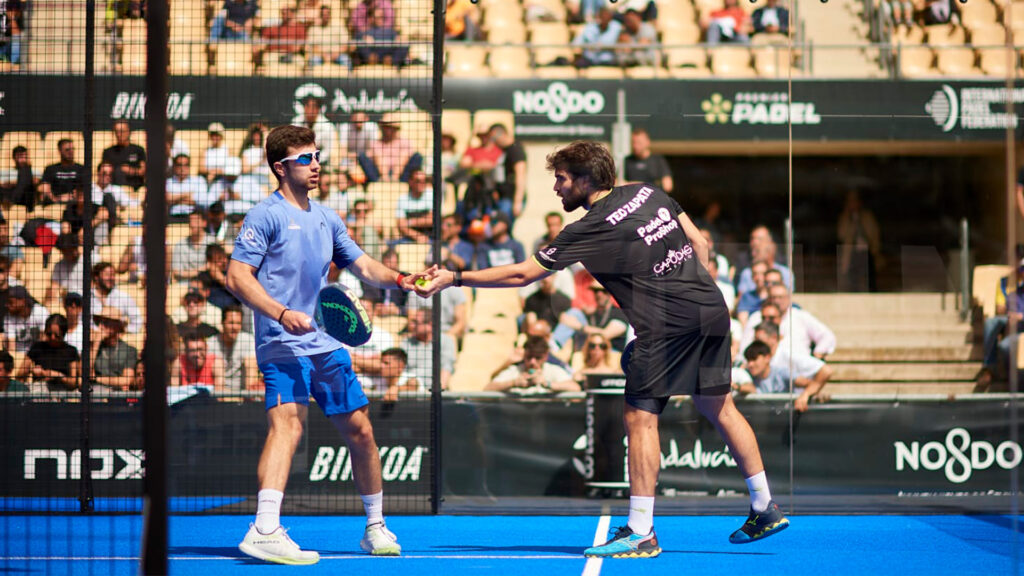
[260, 348, 368, 416]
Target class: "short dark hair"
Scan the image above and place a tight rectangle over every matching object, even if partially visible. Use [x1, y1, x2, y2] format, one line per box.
[183, 332, 206, 346]
[12, 145, 27, 158]
[222, 304, 244, 322]
[523, 335, 549, 359]
[743, 340, 772, 362]
[205, 243, 227, 262]
[92, 261, 114, 277]
[0, 350, 12, 371]
[45, 313, 69, 337]
[765, 268, 784, 281]
[381, 347, 408, 365]
[754, 321, 779, 340]
[64, 292, 83, 307]
[265, 125, 316, 177]
[56, 233, 79, 251]
[173, 153, 190, 164]
[57, 138, 73, 149]
[545, 141, 616, 191]
[544, 211, 563, 222]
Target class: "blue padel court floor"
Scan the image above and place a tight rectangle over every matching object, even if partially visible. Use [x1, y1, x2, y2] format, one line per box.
[1, 514, 1022, 575]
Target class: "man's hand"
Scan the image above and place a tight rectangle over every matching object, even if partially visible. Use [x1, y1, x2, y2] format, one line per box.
[280, 309, 316, 336]
[411, 265, 451, 298]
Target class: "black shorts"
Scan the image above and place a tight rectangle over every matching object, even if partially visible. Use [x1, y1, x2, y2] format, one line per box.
[624, 325, 732, 402]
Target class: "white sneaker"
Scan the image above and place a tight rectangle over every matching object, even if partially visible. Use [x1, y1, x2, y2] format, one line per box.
[238, 523, 320, 565]
[360, 521, 402, 556]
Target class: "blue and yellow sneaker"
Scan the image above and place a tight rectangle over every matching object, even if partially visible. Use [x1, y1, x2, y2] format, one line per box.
[584, 526, 661, 558]
[729, 501, 789, 544]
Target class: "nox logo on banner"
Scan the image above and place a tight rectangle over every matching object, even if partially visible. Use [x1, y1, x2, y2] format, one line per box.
[24, 449, 144, 481]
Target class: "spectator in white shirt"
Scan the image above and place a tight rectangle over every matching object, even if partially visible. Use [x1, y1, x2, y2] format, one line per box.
[201, 122, 232, 184]
[740, 283, 836, 359]
[166, 154, 213, 218]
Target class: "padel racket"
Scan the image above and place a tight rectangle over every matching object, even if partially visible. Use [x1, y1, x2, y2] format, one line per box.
[314, 283, 373, 347]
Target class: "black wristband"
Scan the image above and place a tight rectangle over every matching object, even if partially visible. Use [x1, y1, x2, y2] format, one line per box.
[453, 269, 463, 287]
[277, 308, 288, 323]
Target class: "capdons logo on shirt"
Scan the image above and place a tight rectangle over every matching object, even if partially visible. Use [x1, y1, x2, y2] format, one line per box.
[604, 187, 654, 226]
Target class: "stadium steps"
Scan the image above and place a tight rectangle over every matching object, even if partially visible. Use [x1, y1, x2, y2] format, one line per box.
[798, 292, 979, 395]
[796, 0, 886, 78]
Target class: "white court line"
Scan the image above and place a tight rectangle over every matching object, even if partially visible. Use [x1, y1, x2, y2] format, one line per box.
[1, 554, 583, 562]
[582, 515, 611, 576]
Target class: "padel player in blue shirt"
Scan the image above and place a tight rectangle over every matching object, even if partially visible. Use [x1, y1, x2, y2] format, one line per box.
[228, 125, 427, 565]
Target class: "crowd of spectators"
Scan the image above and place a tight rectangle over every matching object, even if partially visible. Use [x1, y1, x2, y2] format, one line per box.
[205, 0, 420, 71]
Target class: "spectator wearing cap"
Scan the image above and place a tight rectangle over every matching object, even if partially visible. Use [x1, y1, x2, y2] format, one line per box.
[46, 233, 84, 310]
[90, 306, 138, 391]
[63, 292, 84, 353]
[91, 261, 143, 334]
[479, 211, 525, 269]
[173, 277, 224, 328]
[210, 0, 260, 41]
[292, 91, 338, 169]
[171, 210, 215, 284]
[101, 120, 147, 190]
[201, 123, 232, 184]
[177, 289, 221, 341]
[394, 169, 433, 245]
[5, 285, 49, 354]
[17, 313, 80, 392]
[358, 112, 422, 183]
[166, 154, 212, 219]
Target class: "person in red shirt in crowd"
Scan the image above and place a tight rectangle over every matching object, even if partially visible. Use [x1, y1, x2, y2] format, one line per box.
[254, 6, 307, 67]
[173, 333, 224, 390]
[702, 0, 751, 45]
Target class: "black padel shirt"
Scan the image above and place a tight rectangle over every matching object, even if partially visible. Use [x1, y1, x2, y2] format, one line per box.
[533, 183, 727, 340]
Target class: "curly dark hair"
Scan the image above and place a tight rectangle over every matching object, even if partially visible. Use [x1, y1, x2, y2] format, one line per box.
[545, 140, 616, 191]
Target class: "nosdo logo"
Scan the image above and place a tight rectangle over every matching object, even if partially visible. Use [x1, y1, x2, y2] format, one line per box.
[894, 427, 1023, 484]
[513, 82, 605, 123]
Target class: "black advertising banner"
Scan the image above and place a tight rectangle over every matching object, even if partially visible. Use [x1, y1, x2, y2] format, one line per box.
[440, 396, 1024, 497]
[2, 76, 1023, 142]
[0, 397, 431, 503]
[2, 397, 1022, 502]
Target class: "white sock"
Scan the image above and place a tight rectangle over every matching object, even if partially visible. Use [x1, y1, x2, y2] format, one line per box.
[254, 489, 284, 534]
[626, 496, 655, 535]
[745, 471, 772, 513]
[361, 491, 384, 525]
